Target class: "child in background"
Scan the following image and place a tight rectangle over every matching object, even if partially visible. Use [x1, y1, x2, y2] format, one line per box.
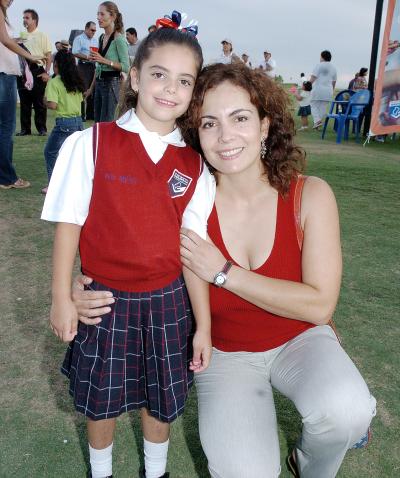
[294, 80, 312, 131]
[41, 24, 214, 478]
[42, 50, 84, 194]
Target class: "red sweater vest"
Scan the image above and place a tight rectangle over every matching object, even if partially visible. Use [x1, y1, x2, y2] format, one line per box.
[208, 178, 314, 352]
[79, 122, 202, 292]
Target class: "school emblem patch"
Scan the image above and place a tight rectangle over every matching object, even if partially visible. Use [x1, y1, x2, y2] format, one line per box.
[168, 169, 193, 198]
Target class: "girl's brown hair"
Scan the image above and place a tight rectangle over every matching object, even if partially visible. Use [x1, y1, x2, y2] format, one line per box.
[100, 1, 123, 33]
[117, 28, 203, 124]
[182, 63, 306, 195]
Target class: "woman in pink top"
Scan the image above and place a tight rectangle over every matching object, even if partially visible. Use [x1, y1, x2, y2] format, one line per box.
[0, 0, 43, 189]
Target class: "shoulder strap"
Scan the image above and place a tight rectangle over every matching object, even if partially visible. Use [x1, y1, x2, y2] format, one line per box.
[92, 123, 98, 166]
[294, 174, 307, 250]
[294, 174, 341, 342]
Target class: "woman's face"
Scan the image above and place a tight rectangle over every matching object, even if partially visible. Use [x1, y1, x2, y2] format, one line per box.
[97, 5, 114, 29]
[198, 81, 269, 177]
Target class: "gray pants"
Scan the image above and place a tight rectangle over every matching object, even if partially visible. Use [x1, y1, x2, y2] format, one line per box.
[310, 100, 329, 125]
[195, 325, 376, 478]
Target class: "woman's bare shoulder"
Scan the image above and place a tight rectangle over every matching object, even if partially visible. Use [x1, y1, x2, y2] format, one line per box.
[301, 176, 338, 222]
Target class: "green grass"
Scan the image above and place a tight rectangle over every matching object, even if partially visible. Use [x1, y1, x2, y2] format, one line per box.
[1, 110, 399, 477]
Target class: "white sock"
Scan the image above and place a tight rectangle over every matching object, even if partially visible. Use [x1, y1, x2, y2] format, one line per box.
[143, 438, 169, 478]
[89, 443, 113, 478]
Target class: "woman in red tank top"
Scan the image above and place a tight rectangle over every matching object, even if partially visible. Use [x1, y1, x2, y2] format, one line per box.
[73, 63, 376, 478]
[178, 64, 375, 478]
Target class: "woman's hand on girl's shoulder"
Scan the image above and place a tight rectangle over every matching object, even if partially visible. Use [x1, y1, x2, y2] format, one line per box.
[72, 274, 115, 325]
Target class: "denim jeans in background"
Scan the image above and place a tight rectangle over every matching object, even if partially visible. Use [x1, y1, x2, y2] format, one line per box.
[44, 116, 83, 182]
[0, 73, 18, 186]
[94, 77, 121, 122]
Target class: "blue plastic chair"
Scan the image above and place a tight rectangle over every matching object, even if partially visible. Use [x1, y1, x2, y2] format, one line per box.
[334, 89, 355, 115]
[331, 89, 355, 132]
[321, 90, 370, 143]
[343, 90, 370, 142]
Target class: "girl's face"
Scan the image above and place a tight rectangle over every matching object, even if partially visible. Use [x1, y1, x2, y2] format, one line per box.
[198, 81, 269, 177]
[97, 5, 114, 29]
[131, 44, 198, 135]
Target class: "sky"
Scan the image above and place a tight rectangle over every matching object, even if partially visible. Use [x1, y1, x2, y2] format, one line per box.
[7, 0, 389, 87]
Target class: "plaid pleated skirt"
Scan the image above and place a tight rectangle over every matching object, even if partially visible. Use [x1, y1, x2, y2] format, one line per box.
[61, 275, 194, 423]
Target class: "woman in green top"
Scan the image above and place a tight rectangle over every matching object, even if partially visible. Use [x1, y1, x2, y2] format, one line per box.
[42, 50, 85, 193]
[88, 1, 129, 122]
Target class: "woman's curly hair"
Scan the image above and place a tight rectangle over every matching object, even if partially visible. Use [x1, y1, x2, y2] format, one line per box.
[54, 50, 85, 94]
[181, 63, 306, 195]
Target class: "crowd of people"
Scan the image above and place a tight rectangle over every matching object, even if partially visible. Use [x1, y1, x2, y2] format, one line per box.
[1, 1, 376, 191]
[1, 2, 377, 478]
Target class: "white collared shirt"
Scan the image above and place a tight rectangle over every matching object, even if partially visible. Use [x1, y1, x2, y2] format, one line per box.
[41, 109, 216, 238]
[72, 32, 99, 59]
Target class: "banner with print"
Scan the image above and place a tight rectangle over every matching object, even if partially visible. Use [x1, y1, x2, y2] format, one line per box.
[370, 0, 400, 135]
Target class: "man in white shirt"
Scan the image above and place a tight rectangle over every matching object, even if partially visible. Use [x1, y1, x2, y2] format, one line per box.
[214, 38, 240, 65]
[72, 21, 98, 121]
[309, 50, 337, 128]
[126, 27, 141, 65]
[261, 50, 276, 78]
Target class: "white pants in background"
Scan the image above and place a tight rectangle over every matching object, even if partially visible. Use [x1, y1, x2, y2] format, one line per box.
[195, 325, 376, 478]
[310, 100, 330, 125]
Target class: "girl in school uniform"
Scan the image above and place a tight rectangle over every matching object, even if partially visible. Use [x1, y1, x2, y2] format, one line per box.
[42, 24, 214, 478]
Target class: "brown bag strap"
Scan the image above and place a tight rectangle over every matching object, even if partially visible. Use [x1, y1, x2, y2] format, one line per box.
[294, 174, 341, 342]
[294, 174, 306, 250]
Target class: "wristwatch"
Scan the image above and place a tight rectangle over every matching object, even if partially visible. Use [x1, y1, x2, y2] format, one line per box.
[213, 260, 233, 287]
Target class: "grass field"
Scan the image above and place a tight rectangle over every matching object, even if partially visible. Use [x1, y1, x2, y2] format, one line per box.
[1, 110, 399, 477]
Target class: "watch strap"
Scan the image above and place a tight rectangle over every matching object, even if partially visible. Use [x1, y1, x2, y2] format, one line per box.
[221, 260, 233, 275]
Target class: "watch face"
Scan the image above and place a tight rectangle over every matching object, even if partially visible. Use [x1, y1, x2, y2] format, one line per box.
[215, 273, 226, 286]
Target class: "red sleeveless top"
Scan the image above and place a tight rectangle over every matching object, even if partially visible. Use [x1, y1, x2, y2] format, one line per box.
[208, 177, 314, 352]
[79, 122, 202, 292]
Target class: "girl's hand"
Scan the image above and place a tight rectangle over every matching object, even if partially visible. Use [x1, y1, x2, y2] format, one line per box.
[190, 330, 212, 373]
[50, 298, 78, 342]
[180, 228, 226, 282]
[84, 89, 93, 98]
[72, 275, 115, 325]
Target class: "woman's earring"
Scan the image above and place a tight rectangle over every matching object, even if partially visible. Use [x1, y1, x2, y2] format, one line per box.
[260, 138, 267, 159]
